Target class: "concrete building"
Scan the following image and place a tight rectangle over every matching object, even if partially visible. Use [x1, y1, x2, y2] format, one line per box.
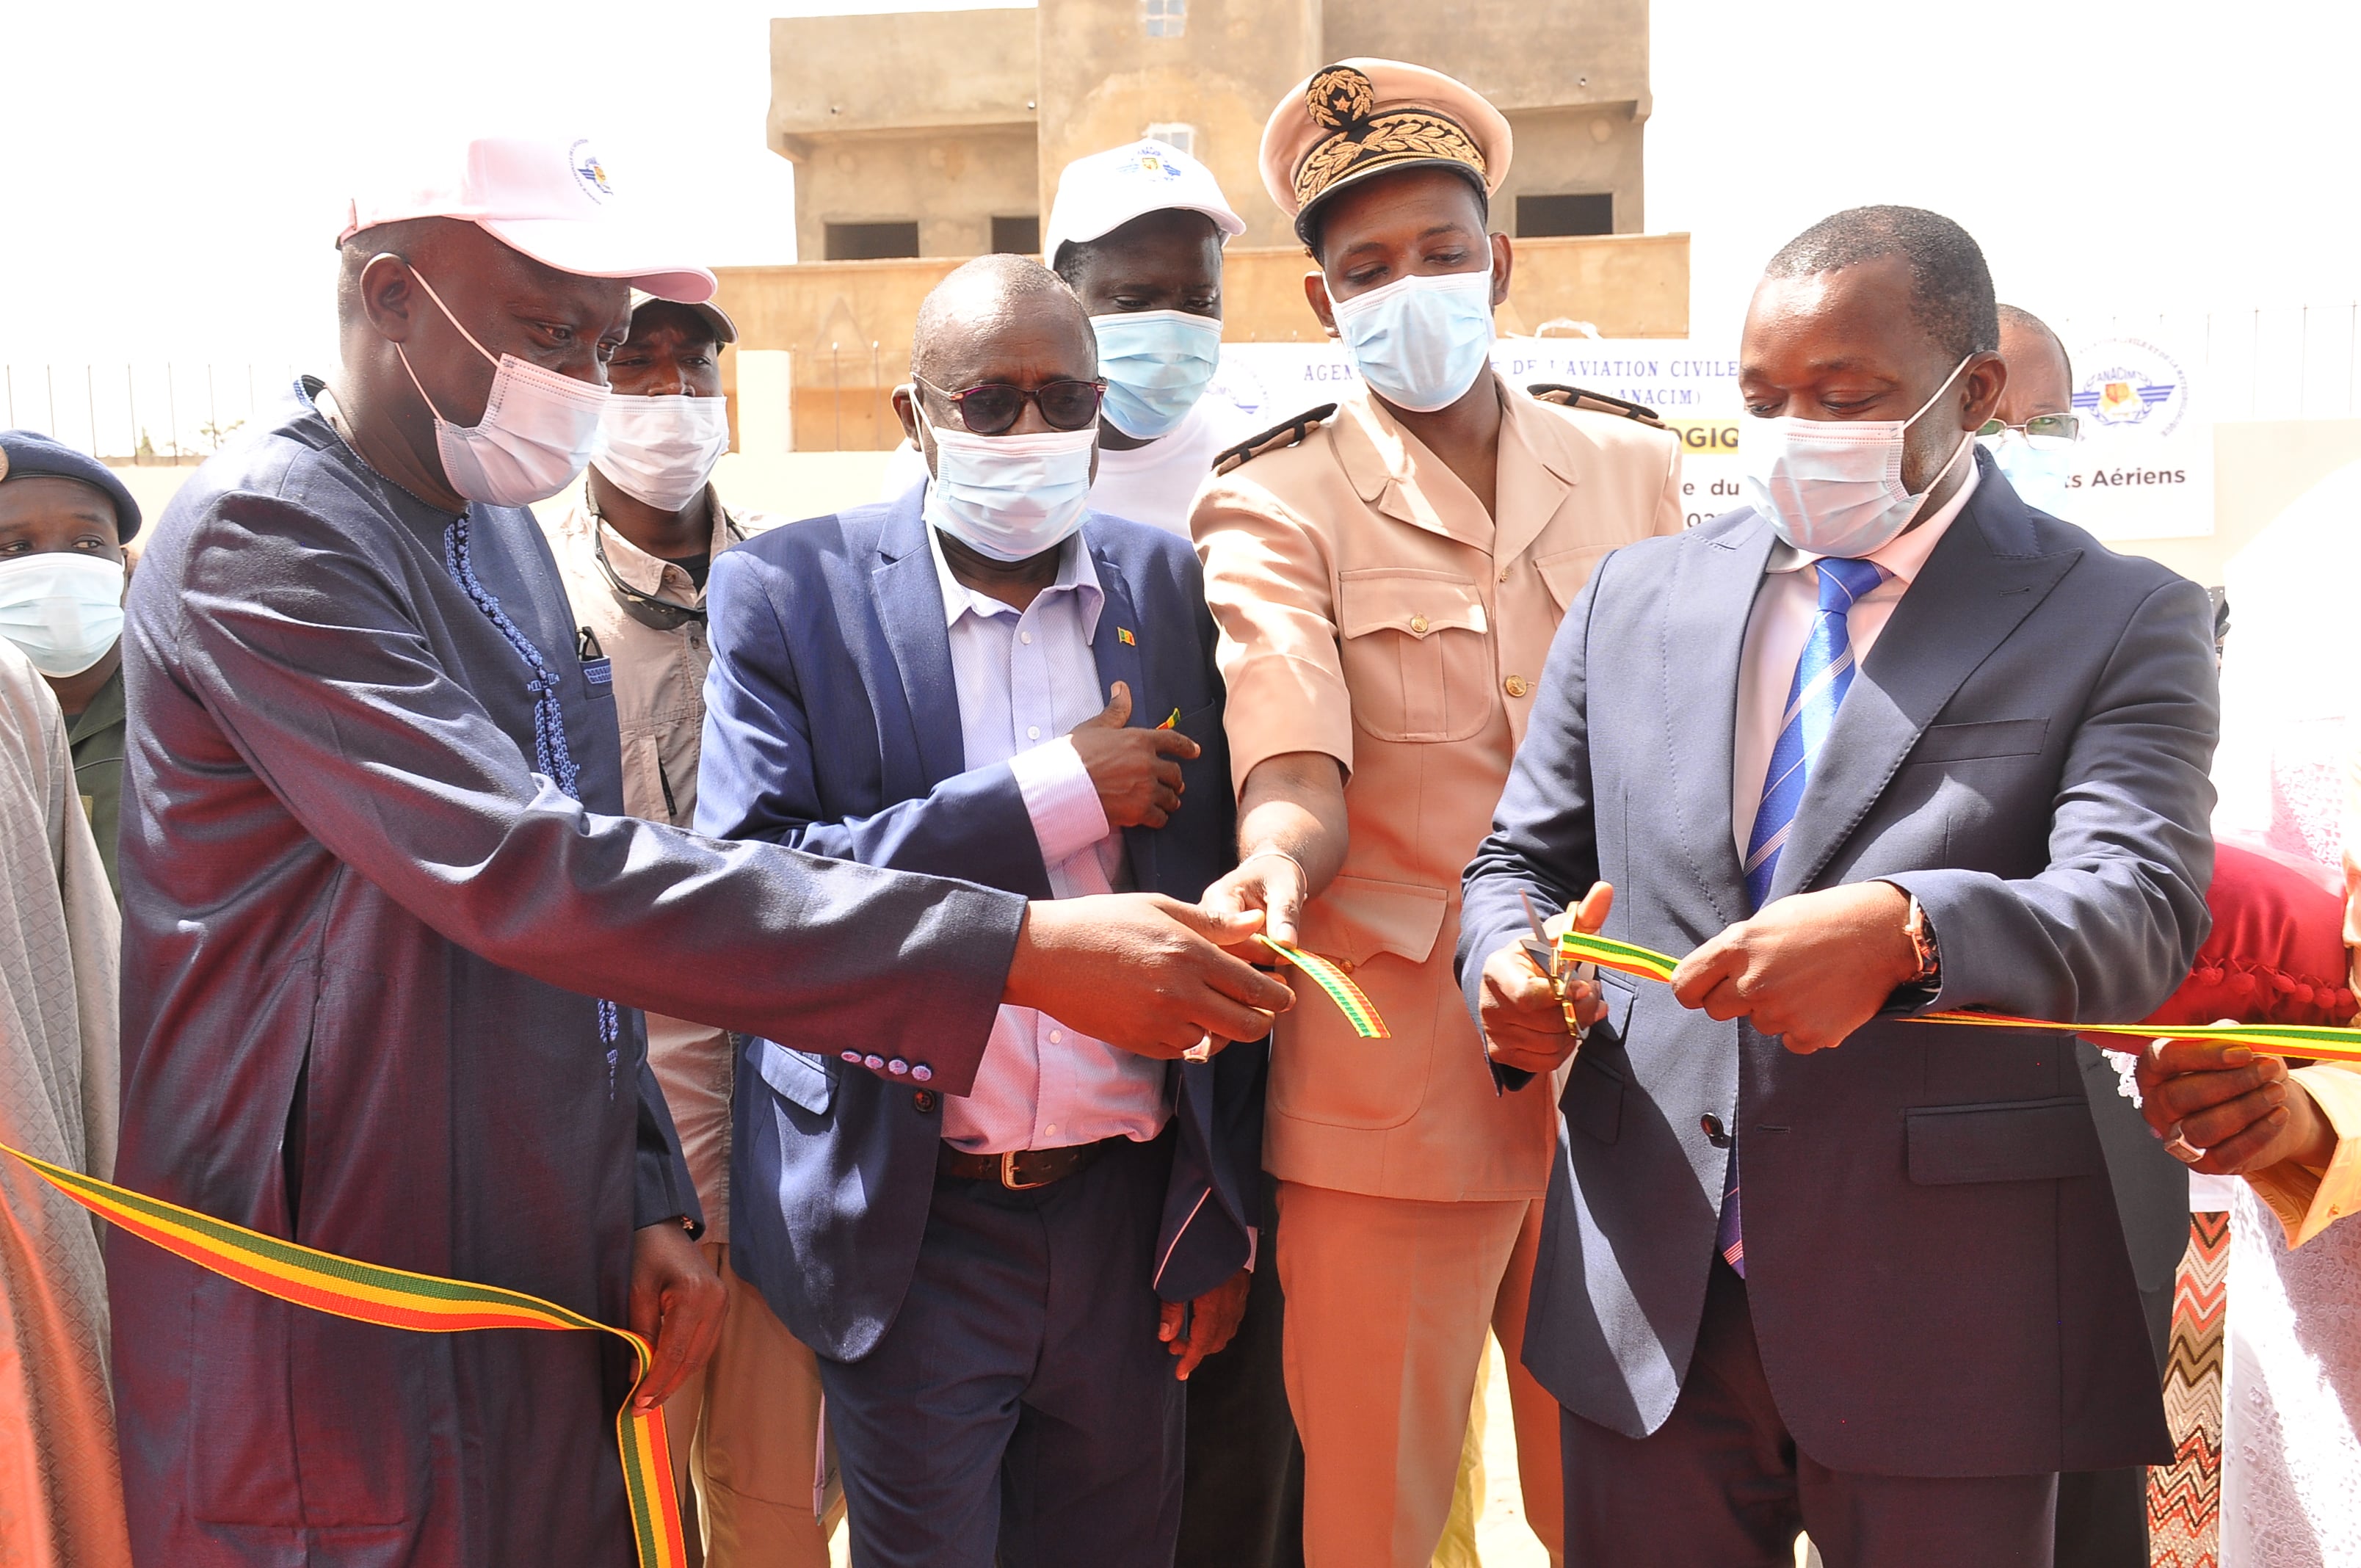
[769, 0, 1652, 258]
[733, 0, 1678, 447]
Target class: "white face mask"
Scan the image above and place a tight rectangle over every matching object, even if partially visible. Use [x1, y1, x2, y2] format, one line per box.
[918, 408, 1097, 562]
[396, 269, 610, 507]
[1738, 356, 1975, 557]
[0, 553, 126, 677]
[1979, 427, 2076, 520]
[1329, 264, 1497, 413]
[592, 394, 730, 512]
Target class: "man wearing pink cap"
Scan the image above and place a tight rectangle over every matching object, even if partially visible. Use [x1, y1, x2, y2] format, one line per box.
[107, 136, 1291, 1568]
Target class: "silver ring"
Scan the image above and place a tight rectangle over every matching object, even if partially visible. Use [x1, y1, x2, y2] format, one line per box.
[2162, 1125, 2205, 1165]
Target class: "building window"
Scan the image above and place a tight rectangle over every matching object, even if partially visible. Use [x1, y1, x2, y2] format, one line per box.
[990, 216, 1041, 255]
[1517, 193, 1615, 239]
[1141, 0, 1184, 38]
[1142, 122, 1196, 158]
[824, 221, 921, 261]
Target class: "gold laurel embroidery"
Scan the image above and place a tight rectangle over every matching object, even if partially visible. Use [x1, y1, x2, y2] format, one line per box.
[1292, 111, 1486, 208]
[1306, 65, 1376, 131]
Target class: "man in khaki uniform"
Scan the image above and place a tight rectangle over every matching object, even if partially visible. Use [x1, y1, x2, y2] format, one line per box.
[1192, 59, 1682, 1568]
[540, 294, 838, 1567]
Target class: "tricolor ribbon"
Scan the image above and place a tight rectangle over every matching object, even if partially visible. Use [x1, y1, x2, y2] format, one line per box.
[1553, 930, 2361, 1064]
[1257, 934, 1390, 1038]
[3, 1141, 686, 1568]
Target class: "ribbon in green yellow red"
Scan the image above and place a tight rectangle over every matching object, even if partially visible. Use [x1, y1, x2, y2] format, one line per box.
[3, 1141, 686, 1568]
[1553, 929, 2361, 1064]
[1258, 934, 1390, 1038]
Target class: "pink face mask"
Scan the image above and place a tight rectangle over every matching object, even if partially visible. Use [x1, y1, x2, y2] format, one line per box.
[396, 269, 609, 507]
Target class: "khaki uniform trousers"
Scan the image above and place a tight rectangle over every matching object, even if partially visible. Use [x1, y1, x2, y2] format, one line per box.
[1275, 1183, 1562, 1568]
[661, 1244, 841, 1567]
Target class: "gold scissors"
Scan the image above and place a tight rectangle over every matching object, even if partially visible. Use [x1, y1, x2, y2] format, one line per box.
[1520, 890, 1597, 1040]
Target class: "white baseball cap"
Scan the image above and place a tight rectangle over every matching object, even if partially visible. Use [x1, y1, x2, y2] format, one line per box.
[338, 135, 717, 304]
[1042, 139, 1247, 269]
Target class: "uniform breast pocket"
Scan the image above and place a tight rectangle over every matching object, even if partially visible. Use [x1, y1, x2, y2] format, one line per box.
[1335, 569, 1492, 743]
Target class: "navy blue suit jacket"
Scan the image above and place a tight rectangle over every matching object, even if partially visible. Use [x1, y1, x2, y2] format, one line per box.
[698, 487, 1262, 1362]
[1458, 455, 2216, 1476]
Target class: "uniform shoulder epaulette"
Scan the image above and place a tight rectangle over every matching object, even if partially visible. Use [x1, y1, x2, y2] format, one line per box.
[1526, 383, 1667, 429]
[1212, 403, 1340, 476]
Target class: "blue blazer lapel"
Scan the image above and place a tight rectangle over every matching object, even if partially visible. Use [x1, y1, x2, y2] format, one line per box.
[1766, 460, 2082, 902]
[1665, 516, 1776, 926]
[1087, 529, 1158, 888]
[871, 491, 968, 788]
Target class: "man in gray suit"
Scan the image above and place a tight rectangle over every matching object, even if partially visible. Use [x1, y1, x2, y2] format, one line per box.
[1457, 206, 2218, 1567]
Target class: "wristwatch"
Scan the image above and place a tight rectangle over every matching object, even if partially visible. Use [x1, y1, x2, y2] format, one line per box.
[1901, 894, 1942, 988]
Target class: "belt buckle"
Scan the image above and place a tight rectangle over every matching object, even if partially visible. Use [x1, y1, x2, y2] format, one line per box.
[999, 1150, 1054, 1191]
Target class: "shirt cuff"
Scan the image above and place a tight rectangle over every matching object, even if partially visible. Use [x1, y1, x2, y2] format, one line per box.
[1010, 737, 1111, 868]
[2249, 1063, 2361, 1248]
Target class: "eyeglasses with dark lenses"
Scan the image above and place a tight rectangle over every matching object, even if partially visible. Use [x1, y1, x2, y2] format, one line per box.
[1978, 413, 2081, 443]
[915, 374, 1106, 435]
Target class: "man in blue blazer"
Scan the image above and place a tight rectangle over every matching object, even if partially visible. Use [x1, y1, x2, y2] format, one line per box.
[1457, 208, 2219, 1567]
[698, 255, 1263, 1568]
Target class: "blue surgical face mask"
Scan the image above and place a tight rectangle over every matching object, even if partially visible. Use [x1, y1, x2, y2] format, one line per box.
[0, 552, 126, 677]
[918, 408, 1098, 562]
[1328, 264, 1497, 413]
[1979, 428, 2077, 520]
[1092, 310, 1222, 440]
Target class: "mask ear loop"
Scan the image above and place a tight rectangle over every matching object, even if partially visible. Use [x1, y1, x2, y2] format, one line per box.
[388, 267, 499, 428]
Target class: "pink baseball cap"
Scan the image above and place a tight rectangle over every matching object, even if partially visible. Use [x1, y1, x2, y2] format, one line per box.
[338, 136, 717, 304]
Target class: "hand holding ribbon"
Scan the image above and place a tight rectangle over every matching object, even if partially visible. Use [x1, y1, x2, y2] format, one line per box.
[1476, 881, 1616, 1075]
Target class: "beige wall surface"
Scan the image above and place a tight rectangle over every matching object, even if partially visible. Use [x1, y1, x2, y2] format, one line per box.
[2117, 418, 2361, 587]
[1320, 0, 1651, 115]
[786, 125, 1041, 262]
[769, 10, 1037, 139]
[1033, 0, 1320, 249]
[714, 232, 1690, 447]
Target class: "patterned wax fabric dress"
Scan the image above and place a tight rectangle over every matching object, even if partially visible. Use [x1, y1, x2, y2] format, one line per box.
[2208, 457, 2361, 1567]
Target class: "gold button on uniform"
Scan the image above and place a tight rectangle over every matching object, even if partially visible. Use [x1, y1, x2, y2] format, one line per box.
[1409, 614, 1429, 634]
[1504, 675, 1529, 699]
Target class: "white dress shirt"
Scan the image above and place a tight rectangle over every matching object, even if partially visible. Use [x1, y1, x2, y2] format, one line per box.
[1732, 460, 1981, 855]
[927, 520, 1172, 1153]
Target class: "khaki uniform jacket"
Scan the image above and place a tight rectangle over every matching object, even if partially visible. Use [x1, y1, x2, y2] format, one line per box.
[542, 482, 776, 1241]
[1194, 374, 1681, 1201]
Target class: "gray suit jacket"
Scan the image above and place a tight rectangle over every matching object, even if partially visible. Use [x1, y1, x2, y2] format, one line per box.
[1459, 457, 2216, 1477]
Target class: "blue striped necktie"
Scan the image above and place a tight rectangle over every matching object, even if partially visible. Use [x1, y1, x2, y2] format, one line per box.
[1717, 554, 1889, 1277]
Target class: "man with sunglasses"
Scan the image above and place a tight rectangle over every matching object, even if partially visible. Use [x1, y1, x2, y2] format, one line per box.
[700, 253, 1265, 1568]
[540, 294, 844, 1567]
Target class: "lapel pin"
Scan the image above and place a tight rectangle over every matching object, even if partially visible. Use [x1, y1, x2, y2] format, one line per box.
[1117, 627, 1136, 645]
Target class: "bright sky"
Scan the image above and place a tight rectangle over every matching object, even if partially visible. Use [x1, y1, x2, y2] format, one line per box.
[4, 1, 2357, 371]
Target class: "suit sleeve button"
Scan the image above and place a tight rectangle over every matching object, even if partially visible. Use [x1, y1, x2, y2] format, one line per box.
[839, 1051, 863, 1064]
[863, 1054, 885, 1070]
[913, 1090, 939, 1114]
[888, 1059, 910, 1075]
[911, 1064, 934, 1083]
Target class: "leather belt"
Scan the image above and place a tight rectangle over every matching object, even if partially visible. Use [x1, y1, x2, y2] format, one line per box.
[937, 1136, 1116, 1191]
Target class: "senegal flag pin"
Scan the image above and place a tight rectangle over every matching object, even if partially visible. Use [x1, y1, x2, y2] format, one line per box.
[1117, 628, 1136, 645]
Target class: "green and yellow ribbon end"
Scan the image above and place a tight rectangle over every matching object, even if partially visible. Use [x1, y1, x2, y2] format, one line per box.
[1256, 934, 1389, 1038]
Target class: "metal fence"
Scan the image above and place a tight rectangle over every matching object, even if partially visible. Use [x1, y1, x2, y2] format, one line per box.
[7, 303, 2359, 461]
[0, 362, 304, 464]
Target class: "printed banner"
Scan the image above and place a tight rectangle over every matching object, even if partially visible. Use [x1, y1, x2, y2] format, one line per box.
[1211, 333, 2214, 542]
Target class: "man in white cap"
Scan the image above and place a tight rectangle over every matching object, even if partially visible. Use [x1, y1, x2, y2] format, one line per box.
[882, 138, 1245, 537]
[1192, 62, 1683, 1567]
[540, 294, 844, 1564]
[109, 135, 1293, 1568]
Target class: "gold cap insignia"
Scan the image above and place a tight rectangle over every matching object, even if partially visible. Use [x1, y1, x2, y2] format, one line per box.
[1291, 63, 1487, 226]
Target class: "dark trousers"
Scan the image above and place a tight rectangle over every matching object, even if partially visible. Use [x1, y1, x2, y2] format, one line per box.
[1175, 1172, 1305, 1568]
[1562, 1260, 2058, 1568]
[817, 1135, 1183, 1568]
